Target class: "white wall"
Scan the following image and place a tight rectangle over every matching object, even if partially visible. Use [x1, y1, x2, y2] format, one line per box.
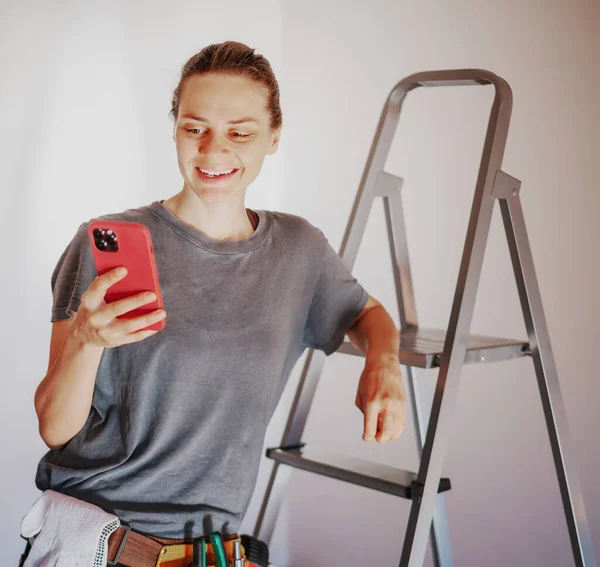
[258, 1, 599, 566]
[3, 1, 598, 566]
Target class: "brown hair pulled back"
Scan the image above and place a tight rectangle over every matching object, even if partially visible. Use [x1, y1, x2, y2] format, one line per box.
[170, 41, 282, 131]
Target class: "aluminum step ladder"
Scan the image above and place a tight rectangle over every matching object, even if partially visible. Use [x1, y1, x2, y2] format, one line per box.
[252, 69, 596, 567]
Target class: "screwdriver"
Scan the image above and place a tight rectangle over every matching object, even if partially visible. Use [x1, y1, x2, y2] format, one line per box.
[232, 540, 245, 567]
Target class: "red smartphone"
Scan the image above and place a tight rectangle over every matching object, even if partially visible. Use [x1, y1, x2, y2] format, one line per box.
[87, 220, 166, 332]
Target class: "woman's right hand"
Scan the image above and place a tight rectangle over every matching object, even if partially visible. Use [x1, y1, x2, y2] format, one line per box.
[71, 266, 167, 348]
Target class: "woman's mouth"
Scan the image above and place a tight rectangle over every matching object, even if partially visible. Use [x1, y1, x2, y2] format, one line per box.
[196, 167, 239, 183]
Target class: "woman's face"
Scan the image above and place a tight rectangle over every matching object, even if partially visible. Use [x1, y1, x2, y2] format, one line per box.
[173, 73, 280, 205]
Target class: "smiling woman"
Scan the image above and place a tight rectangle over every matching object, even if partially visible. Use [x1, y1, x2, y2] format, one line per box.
[22, 40, 404, 567]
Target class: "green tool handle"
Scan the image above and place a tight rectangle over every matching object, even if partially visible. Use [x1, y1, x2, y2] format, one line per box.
[201, 539, 207, 567]
[193, 538, 207, 567]
[210, 532, 228, 567]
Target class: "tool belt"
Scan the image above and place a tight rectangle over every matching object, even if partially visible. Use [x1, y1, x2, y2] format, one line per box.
[107, 525, 248, 567]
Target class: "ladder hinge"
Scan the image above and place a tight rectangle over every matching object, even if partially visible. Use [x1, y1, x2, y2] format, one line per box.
[375, 171, 404, 197]
[408, 477, 452, 499]
[492, 170, 522, 199]
[408, 480, 424, 500]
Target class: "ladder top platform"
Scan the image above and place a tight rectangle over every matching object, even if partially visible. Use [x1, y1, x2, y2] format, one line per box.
[337, 326, 529, 368]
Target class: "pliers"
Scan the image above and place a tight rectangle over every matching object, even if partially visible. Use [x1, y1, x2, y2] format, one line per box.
[193, 532, 227, 567]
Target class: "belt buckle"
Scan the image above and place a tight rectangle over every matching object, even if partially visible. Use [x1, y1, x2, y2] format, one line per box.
[107, 524, 131, 566]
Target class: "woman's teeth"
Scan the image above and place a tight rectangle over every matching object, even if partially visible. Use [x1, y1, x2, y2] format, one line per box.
[198, 168, 235, 177]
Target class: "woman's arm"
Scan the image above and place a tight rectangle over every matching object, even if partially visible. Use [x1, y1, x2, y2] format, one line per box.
[35, 319, 105, 450]
[35, 266, 165, 450]
[346, 296, 407, 443]
[346, 295, 399, 358]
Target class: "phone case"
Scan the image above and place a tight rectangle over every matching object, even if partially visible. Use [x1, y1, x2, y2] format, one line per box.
[87, 220, 166, 332]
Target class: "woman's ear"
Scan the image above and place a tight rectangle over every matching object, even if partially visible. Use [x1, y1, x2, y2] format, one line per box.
[267, 128, 281, 155]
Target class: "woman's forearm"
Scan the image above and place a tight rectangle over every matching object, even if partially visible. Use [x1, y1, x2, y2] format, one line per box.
[34, 329, 104, 450]
[347, 304, 400, 361]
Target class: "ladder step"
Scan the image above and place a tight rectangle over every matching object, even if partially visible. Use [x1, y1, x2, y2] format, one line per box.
[267, 445, 451, 500]
[337, 325, 529, 368]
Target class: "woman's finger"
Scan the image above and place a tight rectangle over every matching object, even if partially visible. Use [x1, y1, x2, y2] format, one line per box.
[363, 403, 380, 442]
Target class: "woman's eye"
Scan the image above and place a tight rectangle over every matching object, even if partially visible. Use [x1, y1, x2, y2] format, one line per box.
[183, 128, 251, 138]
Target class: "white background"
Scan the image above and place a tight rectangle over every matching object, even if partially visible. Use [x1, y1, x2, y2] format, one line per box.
[2, 1, 598, 566]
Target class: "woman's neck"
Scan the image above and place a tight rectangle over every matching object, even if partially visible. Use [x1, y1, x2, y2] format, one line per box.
[161, 192, 255, 241]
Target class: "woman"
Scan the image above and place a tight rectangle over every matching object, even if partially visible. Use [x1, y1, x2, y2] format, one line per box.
[23, 41, 406, 566]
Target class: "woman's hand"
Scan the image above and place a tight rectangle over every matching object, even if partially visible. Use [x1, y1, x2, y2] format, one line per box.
[355, 353, 407, 443]
[71, 266, 167, 348]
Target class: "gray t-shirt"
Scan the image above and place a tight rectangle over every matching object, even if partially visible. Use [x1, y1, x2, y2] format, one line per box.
[35, 200, 369, 538]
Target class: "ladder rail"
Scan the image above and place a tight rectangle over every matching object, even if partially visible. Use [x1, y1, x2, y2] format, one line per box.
[383, 189, 417, 328]
[385, 185, 454, 566]
[399, 72, 512, 567]
[252, 349, 327, 542]
[499, 187, 597, 566]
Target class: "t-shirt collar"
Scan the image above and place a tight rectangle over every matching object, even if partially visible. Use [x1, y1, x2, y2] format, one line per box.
[147, 200, 271, 255]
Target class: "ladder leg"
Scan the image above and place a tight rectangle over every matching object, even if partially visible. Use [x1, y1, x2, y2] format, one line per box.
[498, 186, 597, 567]
[398, 102, 501, 564]
[253, 349, 328, 543]
[252, 461, 292, 543]
[405, 367, 454, 567]
[429, 495, 453, 567]
[399, 357, 472, 567]
[385, 193, 454, 567]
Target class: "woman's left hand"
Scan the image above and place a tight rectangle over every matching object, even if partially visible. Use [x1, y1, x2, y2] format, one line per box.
[355, 353, 407, 443]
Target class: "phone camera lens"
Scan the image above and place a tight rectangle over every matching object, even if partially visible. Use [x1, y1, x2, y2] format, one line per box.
[93, 226, 118, 252]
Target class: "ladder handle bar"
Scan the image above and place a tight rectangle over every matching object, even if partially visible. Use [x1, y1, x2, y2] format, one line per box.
[391, 68, 512, 101]
[339, 69, 512, 263]
[386, 69, 513, 131]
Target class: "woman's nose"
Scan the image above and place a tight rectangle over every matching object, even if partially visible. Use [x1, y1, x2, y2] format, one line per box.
[198, 134, 228, 155]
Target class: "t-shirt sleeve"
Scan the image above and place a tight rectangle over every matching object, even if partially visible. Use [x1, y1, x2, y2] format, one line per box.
[50, 221, 97, 322]
[303, 230, 369, 355]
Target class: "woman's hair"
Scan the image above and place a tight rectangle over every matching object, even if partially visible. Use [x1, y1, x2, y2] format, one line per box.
[170, 41, 282, 131]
